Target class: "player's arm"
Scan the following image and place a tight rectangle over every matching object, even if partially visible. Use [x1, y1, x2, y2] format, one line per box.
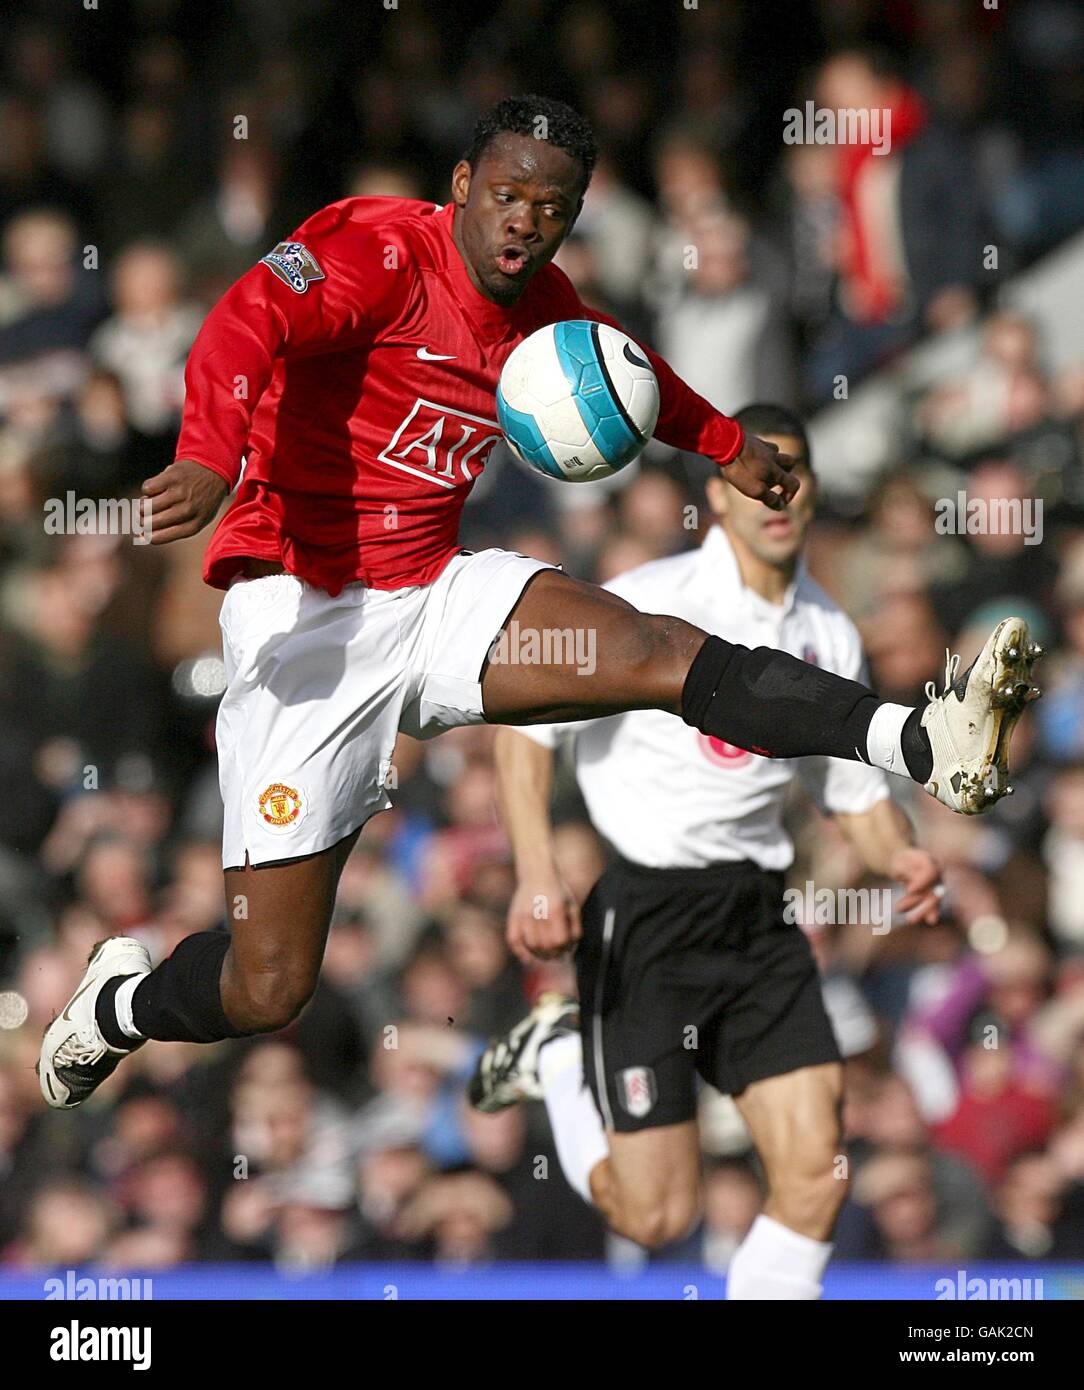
[579, 304, 798, 511]
[493, 725, 582, 963]
[145, 208, 412, 543]
[832, 797, 943, 927]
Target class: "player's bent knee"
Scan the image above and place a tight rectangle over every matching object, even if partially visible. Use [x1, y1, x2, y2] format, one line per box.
[615, 1194, 700, 1250]
[615, 613, 703, 705]
[229, 967, 316, 1034]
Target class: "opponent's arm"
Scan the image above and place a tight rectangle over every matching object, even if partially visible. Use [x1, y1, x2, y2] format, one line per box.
[832, 797, 943, 927]
[580, 304, 798, 511]
[493, 726, 582, 963]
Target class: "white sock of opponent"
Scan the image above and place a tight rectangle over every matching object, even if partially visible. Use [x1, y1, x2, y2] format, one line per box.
[726, 1214, 833, 1300]
[538, 1031, 610, 1205]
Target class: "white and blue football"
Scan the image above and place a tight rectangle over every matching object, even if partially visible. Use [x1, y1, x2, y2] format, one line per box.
[496, 320, 660, 482]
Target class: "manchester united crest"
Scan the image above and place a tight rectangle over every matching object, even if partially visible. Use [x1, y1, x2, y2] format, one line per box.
[258, 782, 304, 830]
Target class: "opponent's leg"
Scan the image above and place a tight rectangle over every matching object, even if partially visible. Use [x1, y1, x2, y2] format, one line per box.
[39, 830, 359, 1108]
[530, 1024, 701, 1248]
[470, 1000, 700, 1249]
[482, 569, 1040, 814]
[726, 1062, 846, 1299]
[593, 1123, 701, 1249]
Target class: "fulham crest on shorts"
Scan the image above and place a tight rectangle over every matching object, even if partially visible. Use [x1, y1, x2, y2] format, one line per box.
[618, 1066, 657, 1118]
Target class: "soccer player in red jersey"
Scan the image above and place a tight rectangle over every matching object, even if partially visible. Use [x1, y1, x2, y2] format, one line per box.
[39, 96, 1038, 1110]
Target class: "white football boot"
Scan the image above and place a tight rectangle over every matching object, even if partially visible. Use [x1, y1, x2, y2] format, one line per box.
[921, 616, 1041, 815]
[469, 993, 579, 1113]
[38, 937, 151, 1109]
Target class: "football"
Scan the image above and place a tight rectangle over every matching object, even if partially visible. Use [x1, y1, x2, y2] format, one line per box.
[496, 319, 660, 482]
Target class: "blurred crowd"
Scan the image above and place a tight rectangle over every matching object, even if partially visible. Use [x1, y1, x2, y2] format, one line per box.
[3, 0, 1084, 1277]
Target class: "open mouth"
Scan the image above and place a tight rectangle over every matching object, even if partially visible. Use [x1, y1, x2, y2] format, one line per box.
[495, 244, 530, 277]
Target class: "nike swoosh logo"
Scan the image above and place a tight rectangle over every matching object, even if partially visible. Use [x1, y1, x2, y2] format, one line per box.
[416, 347, 457, 361]
[63, 979, 95, 1022]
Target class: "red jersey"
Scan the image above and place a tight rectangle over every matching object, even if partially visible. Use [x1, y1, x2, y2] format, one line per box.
[176, 197, 745, 593]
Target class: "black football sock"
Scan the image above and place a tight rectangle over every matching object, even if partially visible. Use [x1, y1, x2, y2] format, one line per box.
[128, 930, 249, 1043]
[681, 635, 883, 763]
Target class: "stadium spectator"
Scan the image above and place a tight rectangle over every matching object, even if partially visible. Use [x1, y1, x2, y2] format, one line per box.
[0, 208, 103, 378]
[803, 46, 983, 401]
[89, 244, 201, 440]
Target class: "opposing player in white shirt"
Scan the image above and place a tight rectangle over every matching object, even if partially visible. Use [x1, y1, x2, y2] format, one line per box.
[470, 404, 945, 1298]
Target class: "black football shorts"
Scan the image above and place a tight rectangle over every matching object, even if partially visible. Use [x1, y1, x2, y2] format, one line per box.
[575, 855, 841, 1133]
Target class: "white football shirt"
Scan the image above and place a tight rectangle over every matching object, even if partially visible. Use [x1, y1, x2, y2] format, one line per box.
[517, 524, 889, 870]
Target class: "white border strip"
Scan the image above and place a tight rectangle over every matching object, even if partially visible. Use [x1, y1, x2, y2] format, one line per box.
[592, 906, 616, 1130]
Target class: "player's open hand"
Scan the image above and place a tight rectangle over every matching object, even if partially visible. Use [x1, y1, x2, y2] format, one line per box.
[723, 434, 799, 511]
[889, 846, 944, 927]
[506, 867, 582, 964]
[142, 459, 230, 544]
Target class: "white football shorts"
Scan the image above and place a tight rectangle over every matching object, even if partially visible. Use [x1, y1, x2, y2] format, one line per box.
[215, 547, 554, 867]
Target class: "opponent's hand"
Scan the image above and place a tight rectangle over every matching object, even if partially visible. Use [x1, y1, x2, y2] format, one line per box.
[142, 459, 230, 544]
[889, 846, 944, 927]
[722, 434, 799, 511]
[506, 867, 582, 964]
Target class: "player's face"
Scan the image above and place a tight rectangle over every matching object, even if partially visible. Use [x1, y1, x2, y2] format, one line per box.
[451, 133, 585, 306]
[709, 432, 816, 567]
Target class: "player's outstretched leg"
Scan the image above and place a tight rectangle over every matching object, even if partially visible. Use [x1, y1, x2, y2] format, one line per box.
[481, 571, 1041, 815]
[916, 617, 1041, 812]
[38, 829, 360, 1109]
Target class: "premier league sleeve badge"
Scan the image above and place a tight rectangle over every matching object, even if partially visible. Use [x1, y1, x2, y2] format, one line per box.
[261, 241, 325, 293]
